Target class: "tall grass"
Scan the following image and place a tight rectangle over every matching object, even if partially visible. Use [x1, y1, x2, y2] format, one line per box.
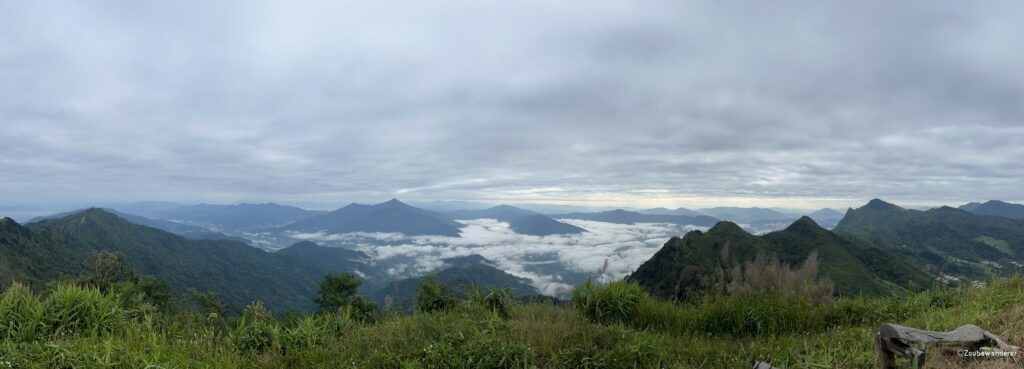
[719, 251, 833, 302]
[0, 282, 124, 342]
[1, 276, 1021, 368]
[572, 280, 647, 325]
[571, 274, 991, 337]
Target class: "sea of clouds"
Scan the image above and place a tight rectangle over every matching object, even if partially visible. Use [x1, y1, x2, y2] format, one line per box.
[288, 219, 706, 296]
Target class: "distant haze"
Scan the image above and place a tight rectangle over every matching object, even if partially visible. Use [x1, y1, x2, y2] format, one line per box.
[2, 1, 1023, 210]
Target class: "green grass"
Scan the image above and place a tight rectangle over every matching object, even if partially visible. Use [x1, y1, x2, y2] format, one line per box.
[1, 277, 1023, 368]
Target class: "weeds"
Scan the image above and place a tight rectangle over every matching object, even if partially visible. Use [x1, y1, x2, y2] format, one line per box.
[0, 276, 1021, 368]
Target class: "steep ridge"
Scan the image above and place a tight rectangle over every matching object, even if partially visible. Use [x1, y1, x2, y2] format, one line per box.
[628, 216, 932, 300]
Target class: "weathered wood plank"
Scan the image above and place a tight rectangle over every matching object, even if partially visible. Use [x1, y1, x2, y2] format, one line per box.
[875, 334, 897, 369]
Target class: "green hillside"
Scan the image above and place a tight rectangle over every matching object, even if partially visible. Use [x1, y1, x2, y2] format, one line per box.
[628, 216, 932, 300]
[2, 209, 372, 312]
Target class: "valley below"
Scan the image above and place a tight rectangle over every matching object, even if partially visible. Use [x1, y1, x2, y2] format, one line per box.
[3, 198, 1024, 368]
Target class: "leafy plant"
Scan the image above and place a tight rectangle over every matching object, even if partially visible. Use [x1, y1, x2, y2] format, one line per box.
[0, 283, 48, 342]
[415, 274, 456, 314]
[44, 282, 124, 337]
[467, 286, 515, 319]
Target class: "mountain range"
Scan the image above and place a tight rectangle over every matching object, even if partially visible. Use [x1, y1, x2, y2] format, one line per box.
[835, 199, 1024, 280]
[636, 207, 705, 217]
[8, 197, 1024, 310]
[110, 202, 326, 231]
[960, 200, 1024, 221]
[550, 209, 720, 227]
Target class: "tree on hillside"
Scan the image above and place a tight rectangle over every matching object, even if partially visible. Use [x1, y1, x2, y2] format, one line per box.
[315, 272, 377, 321]
[81, 250, 138, 291]
[415, 273, 456, 313]
[190, 289, 226, 316]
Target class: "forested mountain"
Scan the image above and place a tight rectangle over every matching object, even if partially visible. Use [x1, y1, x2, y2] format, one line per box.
[30, 208, 246, 242]
[367, 255, 538, 306]
[628, 217, 932, 300]
[1, 210, 372, 312]
[282, 199, 462, 237]
[550, 209, 719, 227]
[447, 205, 586, 236]
[960, 200, 1024, 221]
[834, 199, 1024, 280]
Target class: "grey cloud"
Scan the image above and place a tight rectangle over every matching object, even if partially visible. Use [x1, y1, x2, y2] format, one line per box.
[1, 1, 1023, 210]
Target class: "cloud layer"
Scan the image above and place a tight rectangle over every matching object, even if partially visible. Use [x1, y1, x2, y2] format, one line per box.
[2, 1, 1023, 209]
[291, 219, 704, 296]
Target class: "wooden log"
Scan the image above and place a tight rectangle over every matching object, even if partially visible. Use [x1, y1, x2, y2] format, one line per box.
[875, 334, 896, 369]
[880, 323, 1020, 352]
[877, 323, 1020, 369]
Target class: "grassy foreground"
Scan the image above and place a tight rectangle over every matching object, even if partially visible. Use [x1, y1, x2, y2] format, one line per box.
[1, 277, 1023, 369]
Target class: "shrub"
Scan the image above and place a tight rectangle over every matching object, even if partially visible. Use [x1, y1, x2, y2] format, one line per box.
[315, 272, 379, 322]
[719, 251, 833, 303]
[572, 280, 647, 325]
[79, 250, 138, 292]
[416, 274, 456, 314]
[231, 301, 280, 355]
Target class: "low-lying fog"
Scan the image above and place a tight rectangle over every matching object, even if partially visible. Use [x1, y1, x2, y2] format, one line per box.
[289, 219, 706, 296]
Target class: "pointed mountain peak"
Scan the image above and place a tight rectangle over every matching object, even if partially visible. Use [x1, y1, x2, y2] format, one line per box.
[785, 216, 826, 233]
[863, 198, 902, 211]
[379, 198, 410, 207]
[707, 221, 746, 235]
[282, 240, 320, 250]
[0, 217, 24, 233]
[71, 208, 124, 222]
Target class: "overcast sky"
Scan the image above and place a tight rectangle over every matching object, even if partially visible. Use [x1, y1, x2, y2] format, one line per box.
[2, 1, 1023, 211]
